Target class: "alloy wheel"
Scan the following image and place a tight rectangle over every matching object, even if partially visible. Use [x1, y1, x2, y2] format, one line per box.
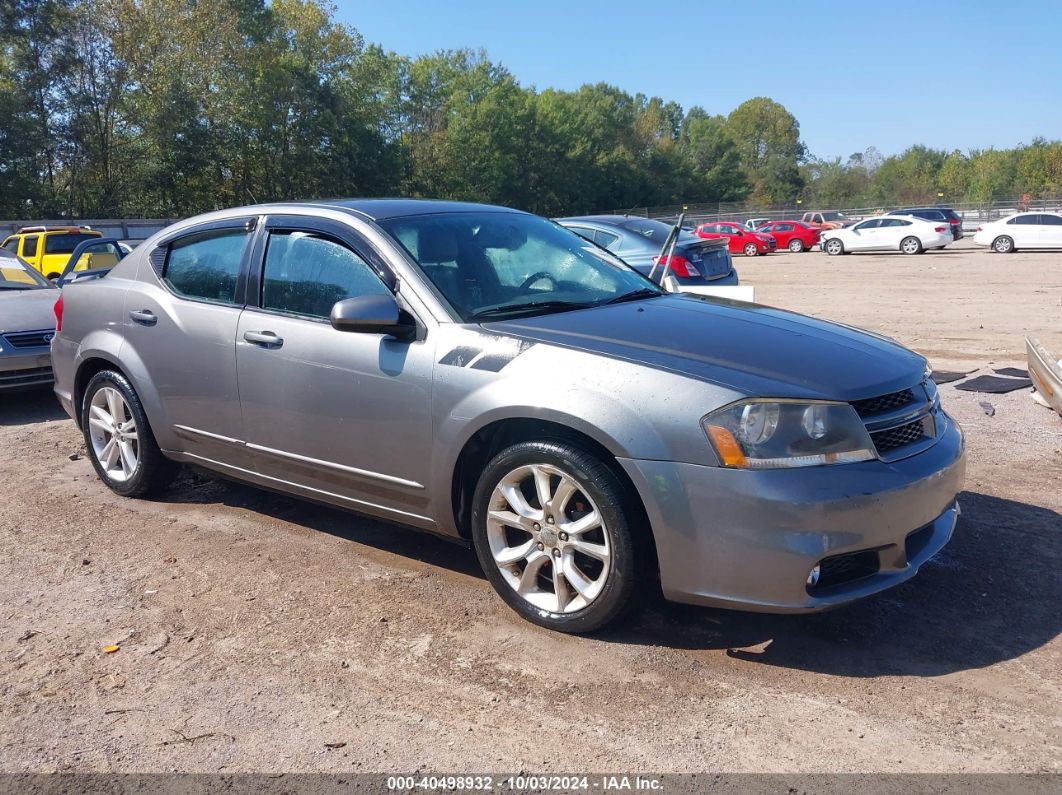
[87, 387, 140, 482]
[485, 463, 611, 614]
[788, 239, 803, 252]
[744, 243, 759, 256]
[901, 236, 921, 255]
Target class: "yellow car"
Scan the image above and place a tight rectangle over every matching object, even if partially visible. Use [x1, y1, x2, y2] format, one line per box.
[1, 226, 117, 280]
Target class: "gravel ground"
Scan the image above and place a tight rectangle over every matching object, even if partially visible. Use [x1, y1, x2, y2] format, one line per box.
[0, 239, 1059, 774]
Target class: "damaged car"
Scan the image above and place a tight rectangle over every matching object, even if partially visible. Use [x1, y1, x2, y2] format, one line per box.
[51, 200, 965, 633]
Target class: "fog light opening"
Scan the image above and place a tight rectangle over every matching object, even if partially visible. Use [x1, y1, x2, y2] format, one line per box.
[806, 565, 821, 587]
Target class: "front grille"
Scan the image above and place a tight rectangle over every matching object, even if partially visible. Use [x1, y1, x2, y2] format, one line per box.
[0, 366, 53, 388]
[852, 388, 915, 417]
[810, 549, 880, 592]
[870, 418, 929, 454]
[2, 328, 55, 349]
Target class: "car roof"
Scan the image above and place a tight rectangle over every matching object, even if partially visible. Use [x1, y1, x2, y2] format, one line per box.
[314, 198, 523, 221]
[556, 215, 649, 226]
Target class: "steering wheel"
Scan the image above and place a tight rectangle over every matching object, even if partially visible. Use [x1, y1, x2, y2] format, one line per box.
[517, 271, 558, 294]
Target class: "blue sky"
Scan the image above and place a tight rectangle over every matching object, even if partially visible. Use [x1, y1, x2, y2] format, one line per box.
[336, 0, 1062, 160]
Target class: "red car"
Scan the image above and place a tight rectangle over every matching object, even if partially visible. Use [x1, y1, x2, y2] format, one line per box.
[693, 221, 776, 256]
[753, 220, 821, 253]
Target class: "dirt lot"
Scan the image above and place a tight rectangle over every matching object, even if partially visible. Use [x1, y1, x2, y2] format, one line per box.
[1, 240, 1059, 774]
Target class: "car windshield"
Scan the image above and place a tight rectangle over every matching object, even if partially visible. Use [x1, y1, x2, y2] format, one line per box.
[380, 212, 661, 321]
[0, 255, 54, 290]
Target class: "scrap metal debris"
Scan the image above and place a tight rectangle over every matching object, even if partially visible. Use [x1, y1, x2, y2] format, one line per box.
[979, 401, 996, 417]
[955, 375, 1032, 394]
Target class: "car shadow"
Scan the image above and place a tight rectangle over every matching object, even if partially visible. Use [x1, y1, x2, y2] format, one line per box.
[151, 474, 1059, 677]
[156, 468, 483, 578]
[606, 490, 1061, 677]
[0, 387, 68, 426]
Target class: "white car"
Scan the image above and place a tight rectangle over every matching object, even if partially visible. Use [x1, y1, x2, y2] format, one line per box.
[744, 217, 771, 230]
[821, 215, 952, 256]
[972, 212, 1062, 253]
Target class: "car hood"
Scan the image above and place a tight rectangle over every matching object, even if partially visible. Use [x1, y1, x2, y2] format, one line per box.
[486, 294, 925, 401]
[0, 288, 58, 334]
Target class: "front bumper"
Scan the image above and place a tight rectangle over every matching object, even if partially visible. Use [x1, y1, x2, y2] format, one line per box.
[0, 349, 53, 391]
[618, 415, 965, 612]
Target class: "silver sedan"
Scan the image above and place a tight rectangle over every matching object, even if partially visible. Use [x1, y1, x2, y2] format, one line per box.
[51, 200, 965, 633]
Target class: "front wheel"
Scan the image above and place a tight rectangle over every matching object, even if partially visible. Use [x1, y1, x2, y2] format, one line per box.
[471, 441, 641, 634]
[743, 242, 759, 256]
[900, 236, 922, 255]
[992, 235, 1015, 253]
[82, 370, 178, 497]
[788, 239, 804, 253]
[824, 238, 844, 255]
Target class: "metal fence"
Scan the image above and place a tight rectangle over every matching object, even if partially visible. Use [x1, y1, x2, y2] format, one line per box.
[0, 218, 176, 241]
[617, 198, 1062, 232]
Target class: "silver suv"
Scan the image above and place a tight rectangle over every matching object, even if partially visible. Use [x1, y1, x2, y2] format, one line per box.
[51, 200, 966, 633]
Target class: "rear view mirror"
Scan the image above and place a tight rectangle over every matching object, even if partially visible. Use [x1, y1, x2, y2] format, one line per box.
[330, 294, 415, 339]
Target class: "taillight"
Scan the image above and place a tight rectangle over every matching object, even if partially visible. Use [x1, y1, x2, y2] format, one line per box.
[53, 294, 64, 332]
[653, 254, 699, 278]
[949, 218, 960, 224]
[934, 226, 947, 233]
[975, 226, 983, 232]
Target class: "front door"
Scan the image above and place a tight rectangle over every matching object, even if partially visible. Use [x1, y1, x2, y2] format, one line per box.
[235, 217, 435, 527]
[121, 218, 254, 466]
[848, 219, 880, 250]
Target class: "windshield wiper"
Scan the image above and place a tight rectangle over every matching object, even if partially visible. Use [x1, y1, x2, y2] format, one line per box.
[603, 288, 664, 305]
[470, 300, 595, 320]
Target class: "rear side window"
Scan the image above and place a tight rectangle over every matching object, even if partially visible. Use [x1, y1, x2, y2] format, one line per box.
[262, 231, 389, 319]
[776, 223, 793, 232]
[1039, 214, 1062, 226]
[164, 229, 248, 304]
[45, 233, 95, 254]
[22, 235, 39, 257]
[593, 229, 620, 248]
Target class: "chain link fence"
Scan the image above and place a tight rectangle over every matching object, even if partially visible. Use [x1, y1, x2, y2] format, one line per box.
[616, 197, 1062, 232]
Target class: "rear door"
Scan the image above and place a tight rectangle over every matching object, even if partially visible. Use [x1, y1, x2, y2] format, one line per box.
[1009, 214, 1041, 248]
[122, 217, 255, 466]
[1038, 213, 1062, 247]
[235, 215, 435, 526]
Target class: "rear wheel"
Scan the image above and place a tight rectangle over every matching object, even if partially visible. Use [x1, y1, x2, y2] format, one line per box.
[471, 441, 641, 634]
[824, 238, 844, 256]
[788, 238, 804, 253]
[82, 370, 178, 497]
[900, 236, 922, 255]
[992, 235, 1015, 253]
[743, 242, 759, 256]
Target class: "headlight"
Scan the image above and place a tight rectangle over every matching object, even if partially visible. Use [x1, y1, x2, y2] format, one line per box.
[702, 400, 876, 469]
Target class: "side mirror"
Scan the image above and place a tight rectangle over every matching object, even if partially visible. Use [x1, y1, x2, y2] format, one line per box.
[330, 293, 416, 339]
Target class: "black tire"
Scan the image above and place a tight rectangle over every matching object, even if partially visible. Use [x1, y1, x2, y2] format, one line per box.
[900, 236, 922, 255]
[471, 440, 643, 634]
[824, 238, 844, 256]
[788, 239, 804, 253]
[81, 369, 178, 497]
[992, 235, 1015, 254]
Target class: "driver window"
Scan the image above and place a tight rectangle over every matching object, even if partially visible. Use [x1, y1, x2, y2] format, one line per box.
[262, 231, 389, 319]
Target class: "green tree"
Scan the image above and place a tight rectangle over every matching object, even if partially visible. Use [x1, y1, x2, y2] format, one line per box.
[726, 97, 806, 204]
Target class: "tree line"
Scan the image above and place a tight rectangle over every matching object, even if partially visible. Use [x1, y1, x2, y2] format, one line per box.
[2, 0, 1060, 221]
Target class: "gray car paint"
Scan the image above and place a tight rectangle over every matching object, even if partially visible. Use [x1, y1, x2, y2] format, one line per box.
[1, 251, 58, 389]
[51, 200, 965, 612]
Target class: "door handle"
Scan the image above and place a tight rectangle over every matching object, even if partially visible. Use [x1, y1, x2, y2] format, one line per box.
[243, 330, 283, 348]
[129, 309, 157, 326]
